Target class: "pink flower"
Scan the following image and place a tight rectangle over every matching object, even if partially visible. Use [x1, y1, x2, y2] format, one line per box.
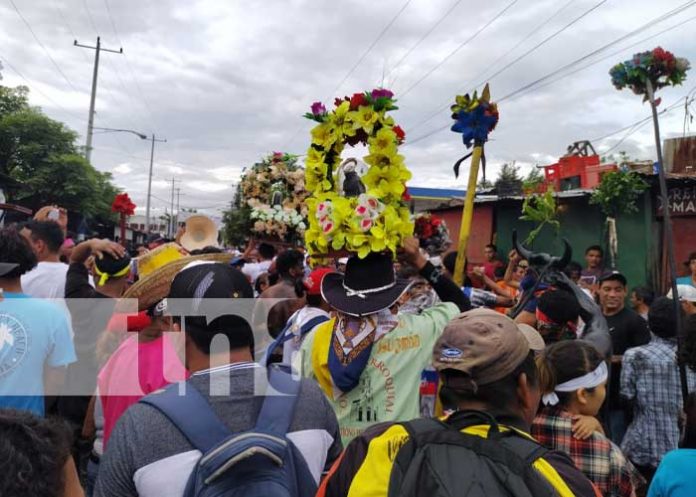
[355, 205, 368, 217]
[322, 222, 334, 234]
[366, 197, 379, 210]
[371, 88, 394, 100]
[311, 101, 327, 116]
[360, 218, 373, 231]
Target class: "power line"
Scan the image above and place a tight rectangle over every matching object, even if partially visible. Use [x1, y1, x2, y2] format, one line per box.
[0, 54, 87, 123]
[331, 0, 413, 97]
[383, 0, 466, 82]
[101, 0, 160, 131]
[405, 1, 696, 146]
[282, 0, 413, 151]
[82, 0, 100, 35]
[499, 0, 696, 103]
[406, 0, 579, 134]
[8, 0, 85, 94]
[399, 0, 519, 99]
[512, 12, 696, 99]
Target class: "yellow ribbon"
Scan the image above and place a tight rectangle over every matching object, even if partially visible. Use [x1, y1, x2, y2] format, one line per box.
[94, 263, 130, 286]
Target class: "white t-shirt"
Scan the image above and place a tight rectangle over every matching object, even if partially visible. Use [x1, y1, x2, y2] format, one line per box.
[241, 260, 272, 284]
[21, 261, 70, 298]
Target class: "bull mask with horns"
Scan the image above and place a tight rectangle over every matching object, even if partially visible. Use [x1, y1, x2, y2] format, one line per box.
[510, 230, 611, 358]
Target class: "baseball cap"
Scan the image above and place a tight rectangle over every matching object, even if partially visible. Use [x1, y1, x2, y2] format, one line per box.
[168, 262, 253, 302]
[432, 308, 541, 386]
[304, 267, 333, 296]
[599, 271, 627, 287]
[667, 284, 696, 303]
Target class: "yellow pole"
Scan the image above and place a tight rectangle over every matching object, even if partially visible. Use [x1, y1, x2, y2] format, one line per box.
[453, 145, 482, 286]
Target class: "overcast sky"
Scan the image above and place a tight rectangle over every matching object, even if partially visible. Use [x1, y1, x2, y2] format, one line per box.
[1, 0, 695, 219]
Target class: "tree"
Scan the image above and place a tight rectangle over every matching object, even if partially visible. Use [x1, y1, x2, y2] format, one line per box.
[522, 166, 545, 191]
[0, 81, 119, 220]
[221, 183, 252, 247]
[477, 178, 493, 190]
[494, 161, 523, 195]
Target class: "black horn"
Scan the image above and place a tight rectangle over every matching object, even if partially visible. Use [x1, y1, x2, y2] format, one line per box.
[551, 238, 572, 269]
[512, 230, 533, 262]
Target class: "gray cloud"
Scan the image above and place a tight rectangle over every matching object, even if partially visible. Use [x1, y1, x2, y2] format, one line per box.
[1, 0, 695, 217]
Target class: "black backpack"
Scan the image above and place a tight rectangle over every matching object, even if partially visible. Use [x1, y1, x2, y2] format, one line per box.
[388, 411, 559, 497]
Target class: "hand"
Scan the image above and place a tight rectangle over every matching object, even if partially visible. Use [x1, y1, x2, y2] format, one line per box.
[471, 266, 485, 277]
[508, 249, 520, 262]
[571, 415, 603, 440]
[401, 236, 427, 270]
[90, 239, 126, 260]
[34, 205, 68, 232]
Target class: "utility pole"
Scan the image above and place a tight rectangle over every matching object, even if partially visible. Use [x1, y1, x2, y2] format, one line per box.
[145, 135, 167, 234]
[174, 187, 181, 232]
[168, 178, 181, 238]
[74, 37, 123, 163]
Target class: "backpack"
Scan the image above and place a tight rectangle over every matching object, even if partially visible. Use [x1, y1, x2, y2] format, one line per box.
[263, 314, 330, 367]
[388, 410, 559, 497]
[139, 366, 317, 497]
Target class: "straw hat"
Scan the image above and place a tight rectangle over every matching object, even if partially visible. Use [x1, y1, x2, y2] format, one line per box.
[136, 242, 187, 278]
[180, 215, 219, 252]
[123, 252, 232, 311]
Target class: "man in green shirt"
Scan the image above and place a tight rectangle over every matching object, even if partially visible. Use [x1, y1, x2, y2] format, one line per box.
[300, 238, 470, 444]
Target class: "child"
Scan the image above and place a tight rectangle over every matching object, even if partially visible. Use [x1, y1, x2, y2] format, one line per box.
[533, 340, 644, 497]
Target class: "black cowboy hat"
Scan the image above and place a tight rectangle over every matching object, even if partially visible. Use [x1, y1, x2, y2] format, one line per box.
[321, 252, 411, 317]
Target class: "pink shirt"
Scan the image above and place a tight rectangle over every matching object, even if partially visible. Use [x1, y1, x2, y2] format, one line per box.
[98, 334, 189, 446]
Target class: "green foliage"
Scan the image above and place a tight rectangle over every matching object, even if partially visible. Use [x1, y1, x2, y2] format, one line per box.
[0, 83, 120, 221]
[522, 167, 545, 191]
[477, 177, 493, 190]
[495, 162, 521, 184]
[221, 183, 253, 247]
[520, 188, 560, 245]
[590, 170, 649, 218]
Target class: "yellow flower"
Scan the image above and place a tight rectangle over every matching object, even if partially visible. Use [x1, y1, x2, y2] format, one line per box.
[311, 122, 338, 149]
[370, 127, 398, 156]
[332, 101, 356, 137]
[349, 105, 379, 134]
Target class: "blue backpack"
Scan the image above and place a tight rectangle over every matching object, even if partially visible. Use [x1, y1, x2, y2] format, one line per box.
[140, 367, 317, 497]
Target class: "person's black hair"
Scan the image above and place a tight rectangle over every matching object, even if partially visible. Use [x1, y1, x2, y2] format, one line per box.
[537, 289, 581, 324]
[182, 314, 255, 356]
[585, 245, 603, 256]
[0, 227, 38, 278]
[268, 272, 280, 286]
[22, 220, 64, 254]
[94, 252, 131, 279]
[442, 252, 472, 286]
[485, 243, 497, 253]
[254, 272, 270, 295]
[649, 296, 681, 339]
[438, 352, 538, 414]
[563, 261, 582, 277]
[682, 392, 696, 449]
[188, 246, 224, 255]
[493, 266, 506, 279]
[0, 409, 72, 497]
[631, 285, 655, 307]
[258, 242, 275, 260]
[275, 249, 304, 278]
[397, 265, 419, 279]
[536, 340, 604, 407]
[679, 314, 696, 373]
[307, 294, 323, 307]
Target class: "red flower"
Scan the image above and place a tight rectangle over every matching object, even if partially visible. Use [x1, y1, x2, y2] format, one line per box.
[111, 193, 136, 216]
[393, 125, 406, 143]
[334, 97, 345, 107]
[350, 93, 366, 110]
[402, 187, 411, 202]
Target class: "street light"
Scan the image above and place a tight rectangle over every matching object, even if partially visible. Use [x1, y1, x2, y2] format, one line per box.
[94, 127, 167, 234]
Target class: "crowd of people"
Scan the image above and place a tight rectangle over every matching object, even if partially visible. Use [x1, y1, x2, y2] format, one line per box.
[1, 206, 696, 497]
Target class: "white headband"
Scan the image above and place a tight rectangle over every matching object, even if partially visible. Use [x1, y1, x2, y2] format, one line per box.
[542, 361, 608, 406]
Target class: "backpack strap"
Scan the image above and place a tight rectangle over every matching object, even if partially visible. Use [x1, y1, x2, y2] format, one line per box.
[139, 382, 231, 453]
[263, 314, 330, 367]
[254, 366, 302, 437]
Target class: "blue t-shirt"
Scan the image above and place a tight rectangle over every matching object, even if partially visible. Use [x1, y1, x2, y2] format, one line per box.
[0, 293, 76, 415]
[648, 449, 696, 497]
[676, 276, 695, 288]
